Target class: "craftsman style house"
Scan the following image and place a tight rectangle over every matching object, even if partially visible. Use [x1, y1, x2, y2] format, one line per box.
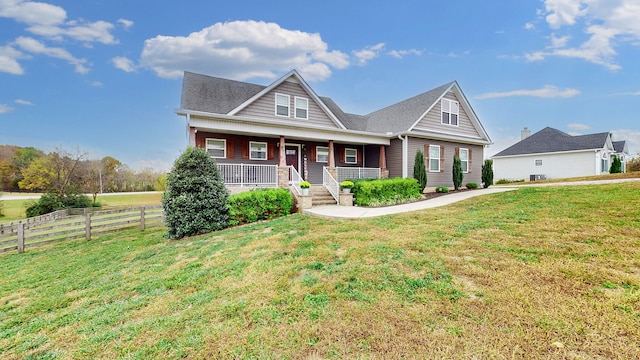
[492, 127, 630, 181]
[176, 70, 492, 202]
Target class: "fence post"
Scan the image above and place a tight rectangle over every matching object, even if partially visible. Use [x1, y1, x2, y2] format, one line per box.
[17, 222, 25, 253]
[140, 206, 146, 231]
[85, 209, 91, 241]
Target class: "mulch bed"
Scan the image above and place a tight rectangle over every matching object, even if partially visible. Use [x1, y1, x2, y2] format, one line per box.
[359, 188, 479, 207]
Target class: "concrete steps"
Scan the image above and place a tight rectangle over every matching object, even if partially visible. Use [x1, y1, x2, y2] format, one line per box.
[310, 185, 337, 206]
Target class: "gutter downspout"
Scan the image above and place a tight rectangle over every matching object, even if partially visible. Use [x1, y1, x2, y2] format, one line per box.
[398, 134, 407, 178]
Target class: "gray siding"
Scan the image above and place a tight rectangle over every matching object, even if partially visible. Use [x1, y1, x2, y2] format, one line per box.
[412, 92, 481, 139]
[387, 138, 403, 178]
[237, 80, 339, 129]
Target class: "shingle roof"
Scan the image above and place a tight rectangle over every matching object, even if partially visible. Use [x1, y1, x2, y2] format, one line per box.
[493, 127, 610, 157]
[613, 140, 627, 153]
[181, 71, 265, 114]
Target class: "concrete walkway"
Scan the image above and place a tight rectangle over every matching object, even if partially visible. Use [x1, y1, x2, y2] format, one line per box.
[304, 187, 517, 219]
[304, 177, 640, 219]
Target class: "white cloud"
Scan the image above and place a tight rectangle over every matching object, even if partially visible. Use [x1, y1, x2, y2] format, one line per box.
[353, 43, 385, 66]
[0, 104, 15, 114]
[0, 0, 66, 26]
[89, 81, 102, 87]
[111, 56, 136, 72]
[524, 22, 535, 30]
[567, 123, 591, 131]
[117, 18, 133, 29]
[528, 0, 640, 70]
[387, 49, 422, 59]
[14, 99, 33, 105]
[0, 45, 25, 74]
[476, 85, 581, 99]
[14, 36, 88, 73]
[139, 20, 350, 82]
[612, 91, 640, 96]
[28, 20, 117, 45]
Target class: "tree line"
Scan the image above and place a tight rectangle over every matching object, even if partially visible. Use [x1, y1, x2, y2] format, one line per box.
[0, 145, 167, 199]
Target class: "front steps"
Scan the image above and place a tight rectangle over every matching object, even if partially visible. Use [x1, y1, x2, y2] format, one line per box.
[310, 185, 337, 206]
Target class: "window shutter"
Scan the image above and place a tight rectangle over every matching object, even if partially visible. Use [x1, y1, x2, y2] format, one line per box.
[267, 142, 275, 160]
[241, 141, 249, 159]
[424, 144, 430, 162]
[357, 149, 362, 164]
[196, 135, 204, 148]
[455, 147, 460, 157]
[440, 145, 445, 172]
[226, 139, 234, 159]
[468, 149, 473, 173]
[340, 148, 345, 163]
[310, 146, 317, 162]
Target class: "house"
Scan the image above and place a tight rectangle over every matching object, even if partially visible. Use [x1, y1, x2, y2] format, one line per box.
[492, 127, 629, 181]
[176, 70, 492, 204]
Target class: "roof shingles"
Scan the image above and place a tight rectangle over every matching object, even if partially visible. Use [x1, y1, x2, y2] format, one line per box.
[493, 127, 610, 157]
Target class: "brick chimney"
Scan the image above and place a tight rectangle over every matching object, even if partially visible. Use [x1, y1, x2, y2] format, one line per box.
[521, 127, 531, 140]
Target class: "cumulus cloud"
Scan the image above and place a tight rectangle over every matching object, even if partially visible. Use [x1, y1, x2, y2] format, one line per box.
[14, 36, 88, 73]
[0, 104, 15, 114]
[0, 45, 25, 74]
[476, 85, 581, 99]
[524, 22, 535, 30]
[14, 99, 33, 105]
[352, 43, 385, 66]
[0, 0, 66, 26]
[111, 56, 136, 72]
[527, 0, 640, 70]
[139, 20, 350, 82]
[567, 123, 591, 131]
[117, 18, 133, 29]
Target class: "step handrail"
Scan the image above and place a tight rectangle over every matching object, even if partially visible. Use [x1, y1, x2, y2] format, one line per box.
[322, 167, 340, 202]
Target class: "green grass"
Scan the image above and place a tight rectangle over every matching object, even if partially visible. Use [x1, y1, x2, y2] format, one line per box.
[1, 183, 640, 358]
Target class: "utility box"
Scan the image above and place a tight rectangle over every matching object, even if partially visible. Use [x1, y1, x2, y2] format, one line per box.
[530, 174, 547, 181]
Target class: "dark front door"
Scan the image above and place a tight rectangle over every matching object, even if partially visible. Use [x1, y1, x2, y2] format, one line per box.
[285, 145, 299, 172]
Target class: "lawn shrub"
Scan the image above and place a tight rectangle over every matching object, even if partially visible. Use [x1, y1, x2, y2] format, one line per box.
[465, 182, 478, 189]
[228, 188, 293, 226]
[353, 177, 422, 206]
[481, 159, 494, 188]
[25, 192, 96, 217]
[496, 179, 525, 185]
[162, 147, 229, 239]
[435, 186, 449, 193]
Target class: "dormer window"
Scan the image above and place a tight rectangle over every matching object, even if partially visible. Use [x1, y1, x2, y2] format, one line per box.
[441, 98, 459, 126]
[295, 97, 308, 119]
[275, 93, 289, 117]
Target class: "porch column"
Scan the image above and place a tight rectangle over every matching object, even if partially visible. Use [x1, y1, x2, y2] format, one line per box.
[328, 140, 335, 168]
[189, 127, 196, 147]
[379, 145, 389, 179]
[277, 135, 289, 188]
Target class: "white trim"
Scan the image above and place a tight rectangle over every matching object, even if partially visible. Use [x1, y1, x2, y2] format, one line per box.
[459, 147, 469, 173]
[428, 144, 440, 172]
[294, 96, 308, 120]
[441, 98, 460, 127]
[344, 148, 357, 164]
[316, 146, 329, 163]
[275, 93, 290, 117]
[492, 148, 605, 159]
[249, 141, 268, 160]
[399, 135, 408, 178]
[206, 138, 226, 158]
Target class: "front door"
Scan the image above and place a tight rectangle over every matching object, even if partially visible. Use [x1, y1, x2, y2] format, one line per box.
[285, 145, 299, 172]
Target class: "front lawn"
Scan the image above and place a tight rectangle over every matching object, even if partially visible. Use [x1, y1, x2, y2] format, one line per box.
[1, 183, 639, 358]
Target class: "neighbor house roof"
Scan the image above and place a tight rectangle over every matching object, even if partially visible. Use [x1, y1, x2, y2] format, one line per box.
[493, 127, 611, 157]
[613, 140, 628, 154]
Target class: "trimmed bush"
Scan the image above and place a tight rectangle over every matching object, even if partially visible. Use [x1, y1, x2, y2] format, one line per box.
[228, 188, 293, 226]
[452, 154, 463, 190]
[481, 159, 494, 188]
[435, 186, 449, 193]
[26, 192, 96, 217]
[162, 147, 229, 239]
[353, 178, 422, 206]
[495, 179, 524, 185]
[465, 182, 478, 189]
[610, 156, 622, 174]
[413, 150, 427, 192]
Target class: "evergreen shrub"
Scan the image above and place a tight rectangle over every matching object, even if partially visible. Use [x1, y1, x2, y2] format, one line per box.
[353, 178, 421, 206]
[228, 188, 293, 226]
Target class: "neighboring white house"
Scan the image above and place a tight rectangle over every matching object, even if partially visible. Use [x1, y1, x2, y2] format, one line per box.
[492, 127, 629, 181]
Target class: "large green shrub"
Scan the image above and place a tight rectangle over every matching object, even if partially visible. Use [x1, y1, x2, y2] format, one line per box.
[228, 188, 293, 226]
[162, 147, 229, 239]
[0, 201, 4, 217]
[481, 159, 494, 188]
[452, 154, 463, 190]
[353, 178, 422, 206]
[413, 150, 427, 192]
[610, 156, 622, 174]
[25, 192, 96, 217]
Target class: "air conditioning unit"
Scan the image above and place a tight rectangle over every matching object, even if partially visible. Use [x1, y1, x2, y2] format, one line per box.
[530, 174, 546, 181]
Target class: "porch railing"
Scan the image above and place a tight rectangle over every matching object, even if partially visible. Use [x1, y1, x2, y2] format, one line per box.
[217, 163, 278, 187]
[323, 167, 340, 202]
[336, 167, 380, 182]
[289, 166, 303, 195]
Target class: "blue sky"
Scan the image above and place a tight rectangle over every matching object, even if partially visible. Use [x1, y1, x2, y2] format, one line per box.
[1, 0, 639, 171]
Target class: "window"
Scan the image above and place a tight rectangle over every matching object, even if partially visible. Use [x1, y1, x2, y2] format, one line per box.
[206, 138, 226, 158]
[535, 159, 543, 166]
[429, 145, 440, 172]
[459, 148, 469, 173]
[601, 158, 609, 173]
[316, 146, 329, 163]
[275, 93, 289, 117]
[441, 98, 459, 126]
[295, 97, 308, 119]
[345, 148, 357, 164]
[250, 141, 267, 160]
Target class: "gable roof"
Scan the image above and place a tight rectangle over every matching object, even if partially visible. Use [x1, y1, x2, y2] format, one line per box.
[181, 71, 264, 114]
[493, 127, 611, 157]
[613, 140, 628, 154]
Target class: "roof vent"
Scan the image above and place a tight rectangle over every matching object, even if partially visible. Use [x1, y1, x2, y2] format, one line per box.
[521, 127, 531, 140]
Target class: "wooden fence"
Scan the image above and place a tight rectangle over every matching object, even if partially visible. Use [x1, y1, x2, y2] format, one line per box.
[0, 206, 163, 254]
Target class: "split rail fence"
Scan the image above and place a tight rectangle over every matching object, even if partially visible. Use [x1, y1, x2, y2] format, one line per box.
[0, 205, 163, 254]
